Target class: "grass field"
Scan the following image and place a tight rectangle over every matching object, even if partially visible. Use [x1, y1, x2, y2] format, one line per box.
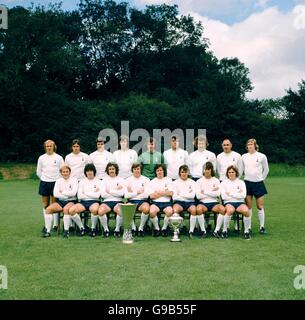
[0, 177, 305, 300]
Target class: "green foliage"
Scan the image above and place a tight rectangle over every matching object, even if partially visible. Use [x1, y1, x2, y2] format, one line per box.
[0, 1, 304, 164]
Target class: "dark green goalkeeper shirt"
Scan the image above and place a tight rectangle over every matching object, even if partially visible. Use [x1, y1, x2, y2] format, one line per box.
[138, 151, 165, 180]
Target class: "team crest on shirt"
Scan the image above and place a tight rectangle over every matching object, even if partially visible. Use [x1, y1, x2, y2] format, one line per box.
[69, 184, 72, 190]
[256, 158, 259, 162]
[82, 157, 84, 162]
[54, 160, 57, 164]
[233, 158, 235, 162]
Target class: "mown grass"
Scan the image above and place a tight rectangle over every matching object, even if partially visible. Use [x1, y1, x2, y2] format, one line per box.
[0, 178, 305, 300]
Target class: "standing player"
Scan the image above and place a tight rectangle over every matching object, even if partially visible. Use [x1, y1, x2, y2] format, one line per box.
[113, 135, 138, 179]
[196, 162, 225, 238]
[42, 165, 78, 238]
[98, 163, 126, 237]
[242, 138, 269, 234]
[36, 139, 64, 233]
[216, 139, 243, 182]
[220, 166, 251, 240]
[138, 137, 165, 180]
[65, 139, 90, 180]
[172, 165, 198, 238]
[148, 164, 173, 236]
[125, 163, 151, 236]
[69, 163, 102, 236]
[188, 135, 216, 181]
[89, 137, 114, 180]
[163, 135, 188, 180]
[217, 138, 243, 231]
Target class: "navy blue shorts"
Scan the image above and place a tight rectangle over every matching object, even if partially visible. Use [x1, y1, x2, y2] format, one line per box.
[103, 201, 122, 211]
[151, 201, 172, 211]
[245, 180, 268, 198]
[80, 200, 99, 210]
[225, 202, 245, 210]
[191, 177, 200, 182]
[173, 201, 196, 211]
[38, 181, 56, 196]
[56, 199, 76, 208]
[198, 202, 219, 211]
[129, 200, 149, 210]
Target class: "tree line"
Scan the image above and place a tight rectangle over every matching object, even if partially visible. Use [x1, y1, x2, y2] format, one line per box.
[0, 0, 304, 164]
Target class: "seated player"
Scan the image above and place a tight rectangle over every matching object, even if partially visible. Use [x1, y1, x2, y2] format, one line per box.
[69, 163, 102, 236]
[220, 165, 251, 240]
[172, 165, 198, 238]
[98, 163, 126, 237]
[125, 163, 150, 237]
[42, 165, 78, 238]
[196, 162, 225, 239]
[148, 164, 173, 237]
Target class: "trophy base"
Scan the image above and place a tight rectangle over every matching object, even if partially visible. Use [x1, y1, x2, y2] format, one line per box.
[170, 238, 182, 242]
[122, 239, 134, 244]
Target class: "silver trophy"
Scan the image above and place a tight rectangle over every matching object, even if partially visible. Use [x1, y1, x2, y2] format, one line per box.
[120, 203, 136, 244]
[169, 213, 183, 242]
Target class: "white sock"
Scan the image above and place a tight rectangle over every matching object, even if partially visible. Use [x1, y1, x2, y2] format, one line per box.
[91, 215, 99, 230]
[99, 215, 109, 232]
[258, 208, 265, 228]
[243, 216, 251, 233]
[150, 216, 160, 230]
[189, 215, 197, 233]
[197, 214, 206, 232]
[248, 208, 252, 229]
[223, 215, 231, 232]
[132, 220, 136, 231]
[162, 216, 169, 230]
[139, 213, 149, 231]
[71, 214, 84, 229]
[115, 215, 122, 232]
[63, 215, 71, 231]
[44, 214, 53, 233]
[52, 213, 59, 227]
[215, 214, 224, 232]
